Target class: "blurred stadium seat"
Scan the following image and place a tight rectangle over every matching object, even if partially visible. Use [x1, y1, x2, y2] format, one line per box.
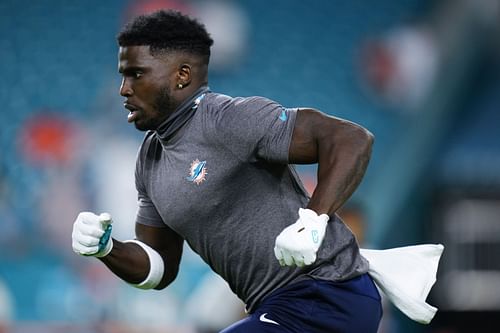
[0, 0, 499, 332]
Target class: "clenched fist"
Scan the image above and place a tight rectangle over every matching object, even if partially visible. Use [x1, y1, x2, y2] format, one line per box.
[72, 212, 113, 257]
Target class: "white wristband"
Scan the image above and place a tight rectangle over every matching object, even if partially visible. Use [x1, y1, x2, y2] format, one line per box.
[123, 240, 165, 290]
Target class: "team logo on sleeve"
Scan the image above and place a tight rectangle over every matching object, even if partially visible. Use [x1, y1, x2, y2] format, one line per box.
[186, 159, 207, 185]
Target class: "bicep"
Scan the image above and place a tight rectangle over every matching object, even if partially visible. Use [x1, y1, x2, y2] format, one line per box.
[288, 108, 373, 164]
[288, 108, 329, 164]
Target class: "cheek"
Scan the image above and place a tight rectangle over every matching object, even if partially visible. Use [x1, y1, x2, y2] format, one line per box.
[154, 88, 173, 110]
[136, 83, 161, 105]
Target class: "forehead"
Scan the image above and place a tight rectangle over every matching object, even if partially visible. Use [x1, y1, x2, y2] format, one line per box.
[118, 45, 163, 69]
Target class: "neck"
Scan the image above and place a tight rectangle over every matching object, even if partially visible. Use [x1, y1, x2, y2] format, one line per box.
[173, 80, 207, 109]
[156, 85, 210, 143]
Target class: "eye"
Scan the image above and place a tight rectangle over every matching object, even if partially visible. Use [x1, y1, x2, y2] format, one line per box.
[134, 71, 143, 79]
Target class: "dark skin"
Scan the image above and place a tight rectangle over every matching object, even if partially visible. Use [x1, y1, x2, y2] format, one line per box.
[101, 45, 374, 288]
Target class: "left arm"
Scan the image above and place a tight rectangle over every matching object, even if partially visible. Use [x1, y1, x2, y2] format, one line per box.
[274, 108, 373, 266]
[289, 108, 374, 215]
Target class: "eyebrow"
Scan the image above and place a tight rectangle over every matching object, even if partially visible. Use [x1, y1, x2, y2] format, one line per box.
[118, 66, 146, 74]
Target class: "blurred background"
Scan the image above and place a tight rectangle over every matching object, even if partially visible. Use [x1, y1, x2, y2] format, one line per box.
[0, 0, 499, 332]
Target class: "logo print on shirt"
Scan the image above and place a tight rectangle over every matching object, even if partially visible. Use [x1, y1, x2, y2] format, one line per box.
[259, 313, 280, 326]
[186, 159, 207, 185]
[279, 109, 288, 121]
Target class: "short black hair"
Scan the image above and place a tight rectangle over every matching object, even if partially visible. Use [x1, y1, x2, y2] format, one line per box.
[117, 10, 213, 58]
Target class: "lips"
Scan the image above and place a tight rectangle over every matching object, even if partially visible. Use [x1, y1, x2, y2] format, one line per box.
[124, 102, 140, 123]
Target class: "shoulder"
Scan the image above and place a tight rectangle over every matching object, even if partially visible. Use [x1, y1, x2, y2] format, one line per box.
[203, 93, 279, 113]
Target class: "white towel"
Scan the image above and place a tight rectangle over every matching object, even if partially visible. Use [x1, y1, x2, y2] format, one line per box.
[360, 244, 444, 324]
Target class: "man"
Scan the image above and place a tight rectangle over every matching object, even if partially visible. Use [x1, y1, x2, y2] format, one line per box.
[72, 10, 382, 332]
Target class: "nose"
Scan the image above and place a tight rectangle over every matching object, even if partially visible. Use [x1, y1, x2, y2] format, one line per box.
[120, 78, 133, 97]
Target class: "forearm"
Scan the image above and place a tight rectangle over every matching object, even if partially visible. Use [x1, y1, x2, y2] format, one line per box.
[99, 239, 179, 289]
[99, 239, 150, 285]
[73, 213, 182, 289]
[307, 124, 373, 215]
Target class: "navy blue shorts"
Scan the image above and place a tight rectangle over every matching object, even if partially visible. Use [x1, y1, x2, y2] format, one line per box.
[220, 274, 382, 333]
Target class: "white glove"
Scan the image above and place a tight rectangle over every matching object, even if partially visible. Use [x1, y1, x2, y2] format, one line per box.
[274, 208, 330, 267]
[72, 212, 113, 257]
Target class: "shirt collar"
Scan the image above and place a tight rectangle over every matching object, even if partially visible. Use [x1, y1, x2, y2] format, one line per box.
[156, 85, 210, 143]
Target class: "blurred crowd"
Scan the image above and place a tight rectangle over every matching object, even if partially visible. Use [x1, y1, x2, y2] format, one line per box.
[0, 0, 499, 332]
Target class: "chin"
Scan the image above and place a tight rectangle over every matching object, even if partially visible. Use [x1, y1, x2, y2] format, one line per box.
[134, 124, 148, 132]
[134, 118, 163, 132]
[133, 120, 152, 132]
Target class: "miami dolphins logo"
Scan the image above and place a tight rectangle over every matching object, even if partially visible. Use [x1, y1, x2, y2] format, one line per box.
[186, 159, 207, 185]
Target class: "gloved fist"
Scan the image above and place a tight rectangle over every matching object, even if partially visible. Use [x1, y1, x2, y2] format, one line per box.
[274, 208, 329, 267]
[72, 212, 113, 257]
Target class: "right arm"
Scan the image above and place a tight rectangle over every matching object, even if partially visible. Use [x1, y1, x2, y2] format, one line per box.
[99, 223, 184, 289]
[72, 134, 184, 288]
[72, 212, 184, 290]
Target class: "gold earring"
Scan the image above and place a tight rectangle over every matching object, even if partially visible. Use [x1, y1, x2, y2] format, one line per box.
[177, 83, 183, 89]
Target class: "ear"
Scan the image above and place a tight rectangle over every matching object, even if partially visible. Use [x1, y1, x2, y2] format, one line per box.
[176, 64, 192, 89]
